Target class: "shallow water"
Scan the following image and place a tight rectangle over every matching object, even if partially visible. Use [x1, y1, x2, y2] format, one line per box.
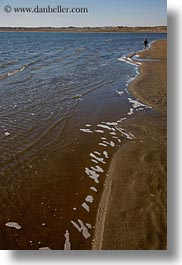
[0, 32, 166, 249]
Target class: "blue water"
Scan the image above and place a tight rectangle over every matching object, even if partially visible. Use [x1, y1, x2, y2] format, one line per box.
[0, 32, 166, 157]
[0, 32, 166, 250]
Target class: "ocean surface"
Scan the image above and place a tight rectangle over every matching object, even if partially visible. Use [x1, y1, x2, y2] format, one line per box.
[0, 32, 166, 249]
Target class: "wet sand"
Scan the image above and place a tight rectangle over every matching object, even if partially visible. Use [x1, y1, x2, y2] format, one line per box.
[93, 40, 167, 250]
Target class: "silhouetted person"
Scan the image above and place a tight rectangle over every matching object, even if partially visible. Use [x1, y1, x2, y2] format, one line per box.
[144, 38, 149, 48]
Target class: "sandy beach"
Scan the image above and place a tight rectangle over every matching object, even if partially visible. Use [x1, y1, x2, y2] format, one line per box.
[93, 40, 167, 250]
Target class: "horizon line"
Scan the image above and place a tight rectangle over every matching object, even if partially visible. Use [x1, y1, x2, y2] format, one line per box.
[0, 25, 167, 29]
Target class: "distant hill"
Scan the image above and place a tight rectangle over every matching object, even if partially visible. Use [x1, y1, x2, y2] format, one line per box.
[0, 26, 167, 33]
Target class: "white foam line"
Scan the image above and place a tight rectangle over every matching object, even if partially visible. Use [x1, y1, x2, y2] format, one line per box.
[82, 202, 90, 212]
[85, 124, 91, 127]
[97, 124, 111, 130]
[4, 132, 10, 136]
[86, 223, 92, 229]
[71, 219, 91, 239]
[128, 98, 152, 109]
[110, 132, 116, 135]
[99, 143, 107, 147]
[117, 57, 141, 66]
[115, 90, 124, 96]
[103, 151, 109, 158]
[120, 129, 134, 140]
[90, 153, 106, 164]
[94, 151, 101, 155]
[110, 141, 115, 147]
[101, 137, 107, 140]
[85, 168, 99, 183]
[91, 165, 104, 173]
[115, 125, 124, 134]
[102, 141, 109, 145]
[94, 130, 104, 133]
[112, 136, 122, 143]
[115, 126, 133, 140]
[126, 76, 135, 86]
[5, 222, 22, 230]
[64, 230, 71, 250]
[119, 118, 127, 122]
[85, 195, 94, 203]
[102, 122, 118, 126]
[128, 108, 134, 116]
[117, 57, 134, 65]
[80, 129, 93, 133]
[90, 187, 97, 192]
[129, 132, 135, 138]
[91, 159, 99, 164]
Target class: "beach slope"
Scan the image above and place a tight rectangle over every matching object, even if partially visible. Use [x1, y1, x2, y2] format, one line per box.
[93, 40, 167, 250]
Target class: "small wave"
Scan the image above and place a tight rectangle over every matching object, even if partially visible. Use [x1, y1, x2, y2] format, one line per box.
[5, 74, 33, 86]
[0, 67, 25, 80]
[117, 56, 141, 66]
[115, 90, 124, 96]
[72, 94, 82, 100]
[0, 59, 41, 80]
[0, 60, 18, 69]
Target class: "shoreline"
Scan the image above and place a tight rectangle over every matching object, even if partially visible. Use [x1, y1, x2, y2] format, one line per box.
[93, 40, 167, 250]
[0, 26, 167, 33]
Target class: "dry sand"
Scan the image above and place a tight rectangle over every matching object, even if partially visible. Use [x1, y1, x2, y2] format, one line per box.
[93, 40, 167, 250]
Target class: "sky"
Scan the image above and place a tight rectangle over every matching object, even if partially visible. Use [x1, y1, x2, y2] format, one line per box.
[0, 0, 167, 27]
